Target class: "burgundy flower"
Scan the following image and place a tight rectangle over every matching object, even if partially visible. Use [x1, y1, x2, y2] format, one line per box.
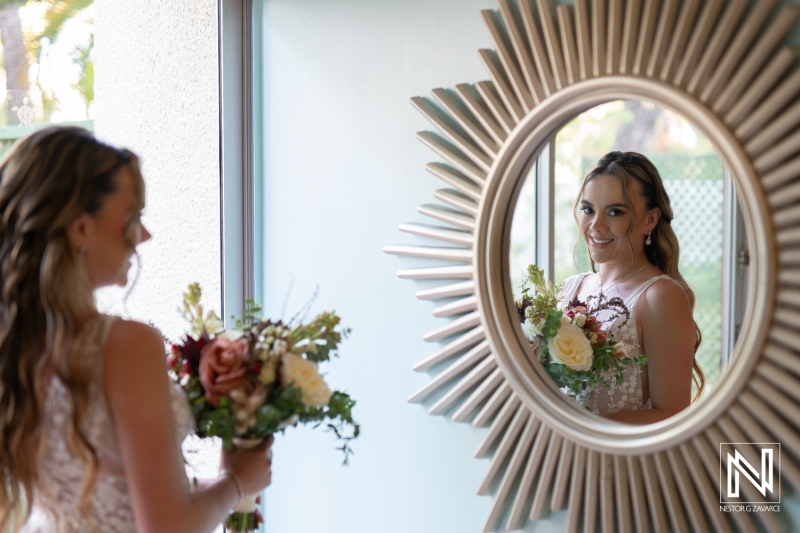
[177, 334, 209, 375]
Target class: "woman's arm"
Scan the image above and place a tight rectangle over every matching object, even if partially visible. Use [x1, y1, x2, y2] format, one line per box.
[104, 320, 272, 533]
[603, 280, 695, 425]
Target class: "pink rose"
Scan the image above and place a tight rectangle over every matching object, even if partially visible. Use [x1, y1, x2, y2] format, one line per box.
[569, 305, 588, 316]
[199, 337, 249, 406]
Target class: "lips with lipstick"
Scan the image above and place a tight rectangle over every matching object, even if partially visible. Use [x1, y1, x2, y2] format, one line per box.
[588, 235, 613, 247]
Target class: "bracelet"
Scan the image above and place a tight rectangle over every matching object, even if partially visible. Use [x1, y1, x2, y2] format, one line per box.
[219, 470, 244, 510]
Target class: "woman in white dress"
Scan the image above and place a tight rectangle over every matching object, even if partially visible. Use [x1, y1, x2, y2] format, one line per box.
[0, 126, 273, 532]
[561, 150, 705, 424]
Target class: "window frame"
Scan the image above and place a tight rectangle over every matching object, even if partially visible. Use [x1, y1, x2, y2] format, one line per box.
[218, 0, 259, 323]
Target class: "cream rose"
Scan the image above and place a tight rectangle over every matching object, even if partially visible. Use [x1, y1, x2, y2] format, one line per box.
[547, 317, 593, 371]
[280, 353, 332, 408]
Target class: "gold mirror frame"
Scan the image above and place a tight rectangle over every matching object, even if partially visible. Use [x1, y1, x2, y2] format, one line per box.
[385, 0, 800, 530]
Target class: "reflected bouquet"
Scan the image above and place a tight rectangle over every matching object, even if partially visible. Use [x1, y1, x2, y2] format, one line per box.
[168, 284, 359, 532]
[515, 265, 646, 400]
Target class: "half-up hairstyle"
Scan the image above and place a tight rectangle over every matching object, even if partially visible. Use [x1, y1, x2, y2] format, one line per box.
[575, 150, 705, 402]
[0, 126, 144, 529]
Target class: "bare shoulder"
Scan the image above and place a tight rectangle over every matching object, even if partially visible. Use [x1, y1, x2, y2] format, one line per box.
[106, 319, 164, 356]
[104, 319, 168, 387]
[637, 278, 692, 322]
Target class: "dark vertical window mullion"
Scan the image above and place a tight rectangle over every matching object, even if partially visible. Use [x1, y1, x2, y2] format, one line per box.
[218, 0, 255, 324]
[536, 142, 556, 281]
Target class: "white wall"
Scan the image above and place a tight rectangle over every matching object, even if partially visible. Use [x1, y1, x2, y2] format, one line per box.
[93, 0, 224, 491]
[259, 1, 800, 533]
[93, 0, 221, 343]
[259, 1, 567, 531]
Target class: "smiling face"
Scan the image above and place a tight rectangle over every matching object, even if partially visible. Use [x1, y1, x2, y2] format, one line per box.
[82, 166, 151, 288]
[577, 174, 659, 267]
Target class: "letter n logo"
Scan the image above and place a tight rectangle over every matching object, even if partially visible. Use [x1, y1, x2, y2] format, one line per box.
[719, 443, 780, 504]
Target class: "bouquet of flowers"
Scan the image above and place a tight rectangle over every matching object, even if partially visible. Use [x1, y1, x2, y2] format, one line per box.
[168, 283, 359, 532]
[516, 265, 646, 401]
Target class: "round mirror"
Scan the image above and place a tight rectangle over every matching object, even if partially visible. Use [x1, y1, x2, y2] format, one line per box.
[477, 78, 772, 453]
[386, 0, 800, 529]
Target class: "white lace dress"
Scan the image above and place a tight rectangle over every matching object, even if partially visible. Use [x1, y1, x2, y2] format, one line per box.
[558, 273, 676, 415]
[21, 314, 195, 533]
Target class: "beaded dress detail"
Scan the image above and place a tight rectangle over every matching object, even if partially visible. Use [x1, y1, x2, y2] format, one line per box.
[558, 273, 675, 415]
[21, 314, 195, 533]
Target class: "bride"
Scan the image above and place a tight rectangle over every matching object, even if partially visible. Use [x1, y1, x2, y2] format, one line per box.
[559, 150, 705, 424]
[0, 126, 273, 532]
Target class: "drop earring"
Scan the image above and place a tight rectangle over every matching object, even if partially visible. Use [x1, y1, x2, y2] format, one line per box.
[645, 232, 652, 246]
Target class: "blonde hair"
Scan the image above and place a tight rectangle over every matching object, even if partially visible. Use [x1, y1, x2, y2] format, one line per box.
[575, 150, 705, 401]
[0, 126, 144, 529]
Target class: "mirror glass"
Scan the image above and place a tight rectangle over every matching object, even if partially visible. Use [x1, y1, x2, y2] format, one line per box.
[509, 99, 749, 417]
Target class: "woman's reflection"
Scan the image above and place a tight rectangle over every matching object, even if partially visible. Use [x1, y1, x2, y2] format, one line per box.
[556, 151, 705, 423]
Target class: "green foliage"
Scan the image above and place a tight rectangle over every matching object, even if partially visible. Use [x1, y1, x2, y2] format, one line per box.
[324, 391, 359, 465]
[71, 31, 92, 105]
[518, 264, 648, 401]
[25, 0, 96, 115]
[0, 0, 28, 10]
[520, 265, 561, 326]
[232, 298, 263, 330]
[226, 510, 258, 532]
[37, 0, 93, 43]
[541, 345, 647, 400]
[541, 308, 562, 339]
[173, 283, 359, 466]
[289, 311, 351, 364]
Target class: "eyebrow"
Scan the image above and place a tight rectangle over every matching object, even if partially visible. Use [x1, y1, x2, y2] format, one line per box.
[580, 200, 628, 209]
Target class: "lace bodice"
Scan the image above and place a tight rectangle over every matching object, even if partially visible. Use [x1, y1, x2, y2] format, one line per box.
[558, 273, 674, 415]
[21, 314, 195, 533]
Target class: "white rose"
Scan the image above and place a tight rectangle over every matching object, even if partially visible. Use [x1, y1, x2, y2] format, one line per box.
[280, 353, 332, 407]
[547, 320, 593, 371]
[522, 318, 542, 341]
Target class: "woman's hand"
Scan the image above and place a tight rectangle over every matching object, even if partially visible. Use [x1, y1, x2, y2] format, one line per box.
[220, 435, 274, 496]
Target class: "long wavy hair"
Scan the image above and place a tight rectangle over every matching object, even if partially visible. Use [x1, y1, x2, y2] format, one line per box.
[0, 126, 144, 529]
[575, 150, 705, 402]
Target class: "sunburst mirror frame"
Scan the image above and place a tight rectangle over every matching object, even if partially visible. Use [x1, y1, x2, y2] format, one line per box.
[385, 0, 800, 531]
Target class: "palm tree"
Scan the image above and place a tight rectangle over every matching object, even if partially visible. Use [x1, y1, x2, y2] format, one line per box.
[0, 0, 93, 125]
[0, 0, 30, 125]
